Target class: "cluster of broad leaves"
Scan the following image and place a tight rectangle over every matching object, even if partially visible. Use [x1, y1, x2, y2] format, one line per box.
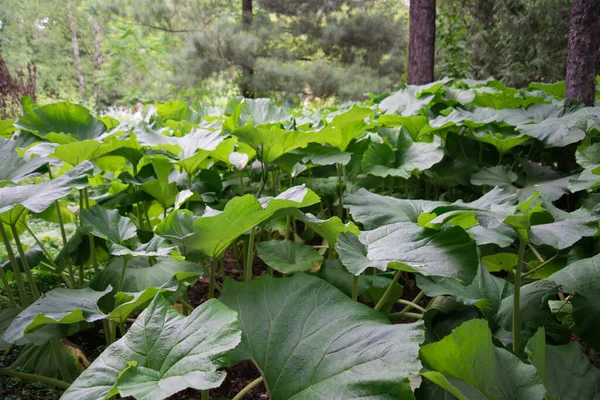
[0, 77, 599, 400]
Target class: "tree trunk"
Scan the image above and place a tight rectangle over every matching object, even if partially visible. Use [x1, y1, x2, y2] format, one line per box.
[407, 0, 436, 85]
[565, 0, 600, 106]
[67, 2, 85, 93]
[93, 22, 101, 110]
[241, 0, 255, 98]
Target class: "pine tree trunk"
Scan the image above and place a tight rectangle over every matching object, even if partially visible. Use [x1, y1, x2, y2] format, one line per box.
[241, 0, 255, 98]
[565, 0, 600, 106]
[67, 2, 85, 93]
[93, 22, 101, 110]
[407, 0, 436, 85]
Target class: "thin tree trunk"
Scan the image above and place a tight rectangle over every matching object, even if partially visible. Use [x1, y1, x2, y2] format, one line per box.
[407, 0, 436, 85]
[565, 0, 600, 106]
[241, 0, 255, 98]
[93, 22, 101, 110]
[67, 2, 85, 93]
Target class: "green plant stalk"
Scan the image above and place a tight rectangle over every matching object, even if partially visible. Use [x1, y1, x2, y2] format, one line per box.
[102, 320, 112, 346]
[352, 275, 359, 302]
[374, 269, 402, 311]
[24, 222, 77, 288]
[47, 169, 69, 245]
[180, 296, 194, 315]
[0, 367, 71, 389]
[239, 172, 245, 196]
[49, 338, 73, 383]
[24, 223, 55, 267]
[0, 265, 17, 308]
[201, 390, 209, 400]
[388, 311, 423, 321]
[336, 163, 344, 221]
[245, 228, 256, 282]
[83, 188, 99, 275]
[54, 200, 68, 245]
[232, 376, 264, 400]
[286, 215, 293, 240]
[10, 224, 40, 300]
[513, 236, 527, 354]
[528, 244, 544, 263]
[39, 261, 74, 289]
[522, 253, 558, 279]
[0, 223, 29, 306]
[400, 290, 425, 313]
[209, 258, 217, 299]
[397, 299, 426, 313]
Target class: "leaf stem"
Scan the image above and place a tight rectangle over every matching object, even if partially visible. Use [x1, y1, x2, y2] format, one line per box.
[336, 163, 344, 222]
[397, 299, 426, 313]
[83, 188, 99, 275]
[374, 269, 402, 311]
[0, 264, 17, 308]
[245, 228, 256, 282]
[10, 224, 40, 300]
[527, 244, 544, 263]
[0, 367, 71, 389]
[208, 258, 217, 299]
[48, 169, 69, 244]
[0, 223, 29, 306]
[352, 275, 359, 301]
[232, 376, 264, 400]
[513, 236, 526, 354]
[388, 311, 423, 321]
[400, 290, 425, 313]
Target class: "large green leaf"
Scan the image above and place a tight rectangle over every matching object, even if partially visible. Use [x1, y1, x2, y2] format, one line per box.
[107, 278, 183, 324]
[0, 161, 93, 223]
[256, 240, 323, 274]
[313, 105, 372, 151]
[471, 162, 575, 202]
[570, 143, 600, 192]
[91, 256, 202, 293]
[362, 128, 445, 179]
[379, 85, 436, 116]
[285, 209, 359, 245]
[233, 124, 316, 163]
[336, 223, 478, 282]
[419, 187, 517, 247]
[0, 139, 49, 187]
[15, 101, 106, 142]
[548, 254, 600, 349]
[237, 98, 290, 126]
[529, 208, 599, 250]
[156, 185, 320, 257]
[81, 205, 137, 245]
[494, 281, 564, 349]
[2, 286, 112, 343]
[61, 295, 241, 400]
[517, 107, 594, 148]
[219, 273, 424, 400]
[420, 319, 545, 400]
[50, 134, 141, 166]
[345, 188, 445, 229]
[140, 156, 178, 208]
[416, 262, 513, 318]
[526, 328, 600, 400]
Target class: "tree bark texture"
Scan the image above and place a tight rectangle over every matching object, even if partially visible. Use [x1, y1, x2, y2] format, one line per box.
[241, 0, 255, 98]
[67, 3, 85, 93]
[565, 0, 600, 106]
[407, 0, 436, 85]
